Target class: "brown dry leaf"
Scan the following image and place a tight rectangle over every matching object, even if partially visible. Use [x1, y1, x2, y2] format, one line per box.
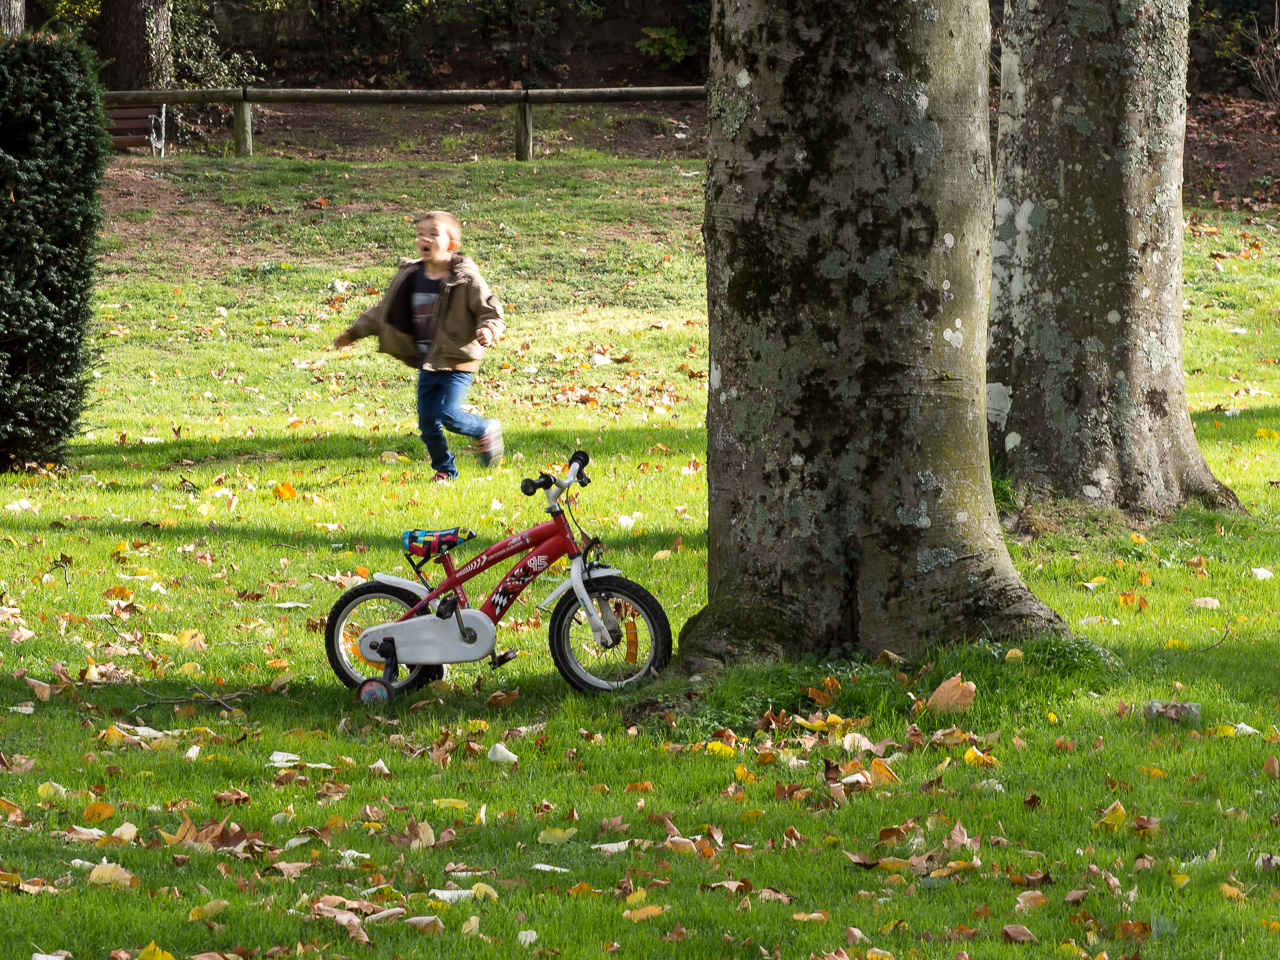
[272, 861, 310, 879]
[1002, 924, 1036, 944]
[1115, 920, 1151, 941]
[661, 923, 691, 942]
[792, 911, 830, 922]
[1266, 755, 1279, 780]
[926, 673, 976, 713]
[486, 689, 519, 708]
[405, 915, 444, 935]
[212, 787, 250, 806]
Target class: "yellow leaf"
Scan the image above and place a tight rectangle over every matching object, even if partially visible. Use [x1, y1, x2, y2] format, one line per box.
[706, 741, 735, 758]
[734, 764, 756, 784]
[740, 809, 765, 823]
[1095, 800, 1126, 832]
[623, 904, 668, 922]
[963, 746, 999, 768]
[1257, 429, 1279, 440]
[869, 758, 899, 785]
[537, 827, 577, 845]
[568, 881, 601, 898]
[625, 888, 647, 906]
[137, 943, 175, 960]
[83, 801, 115, 823]
[1221, 883, 1243, 900]
[189, 898, 229, 921]
[89, 861, 139, 889]
[1005, 648, 1024, 661]
[1131, 533, 1147, 544]
[472, 882, 498, 901]
[36, 781, 66, 800]
[176, 662, 202, 677]
[433, 798, 468, 810]
[1172, 873, 1190, 890]
[273, 481, 297, 500]
[159, 814, 196, 846]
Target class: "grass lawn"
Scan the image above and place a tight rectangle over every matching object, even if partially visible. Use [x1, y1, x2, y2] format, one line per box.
[3, 136, 1280, 959]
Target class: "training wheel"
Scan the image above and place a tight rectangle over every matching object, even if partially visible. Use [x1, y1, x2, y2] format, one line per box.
[358, 677, 393, 706]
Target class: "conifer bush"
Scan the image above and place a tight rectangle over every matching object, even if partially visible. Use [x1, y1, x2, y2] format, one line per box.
[0, 33, 108, 467]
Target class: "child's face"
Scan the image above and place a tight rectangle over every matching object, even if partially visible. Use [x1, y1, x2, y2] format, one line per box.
[416, 219, 456, 262]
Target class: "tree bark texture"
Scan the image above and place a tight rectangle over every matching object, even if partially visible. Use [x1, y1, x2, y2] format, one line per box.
[680, 0, 1068, 672]
[987, 0, 1235, 512]
[98, 0, 172, 91]
[1, 0, 23, 37]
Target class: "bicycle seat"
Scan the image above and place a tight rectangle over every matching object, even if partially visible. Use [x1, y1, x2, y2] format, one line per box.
[402, 527, 475, 558]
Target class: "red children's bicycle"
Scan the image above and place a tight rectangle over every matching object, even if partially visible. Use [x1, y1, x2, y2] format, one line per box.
[324, 451, 672, 702]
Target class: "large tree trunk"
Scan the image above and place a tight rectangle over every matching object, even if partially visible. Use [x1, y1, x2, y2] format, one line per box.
[987, 0, 1235, 513]
[1, 0, 22, 36]
[679, 0, 1068, 672]
[98, 0, 172, 90]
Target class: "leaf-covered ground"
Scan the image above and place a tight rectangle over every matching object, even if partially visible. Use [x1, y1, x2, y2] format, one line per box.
[3, 142, 1280, 959]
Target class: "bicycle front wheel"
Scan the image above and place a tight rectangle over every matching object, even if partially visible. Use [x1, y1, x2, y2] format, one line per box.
[547, 576, 671, 693]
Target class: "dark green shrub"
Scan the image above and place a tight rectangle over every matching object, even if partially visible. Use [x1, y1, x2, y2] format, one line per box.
[0, 33, 107, 468]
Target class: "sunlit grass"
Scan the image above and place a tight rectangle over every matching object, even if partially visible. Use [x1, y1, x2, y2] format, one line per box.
[1, 155, 1280, 958]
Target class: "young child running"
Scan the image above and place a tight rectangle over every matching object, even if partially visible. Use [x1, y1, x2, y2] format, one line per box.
[334, 211, 505, 480]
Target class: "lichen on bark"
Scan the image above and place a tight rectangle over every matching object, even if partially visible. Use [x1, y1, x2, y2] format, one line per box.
[988, 0, 1237, 514]
[681, 0, 1068, 673]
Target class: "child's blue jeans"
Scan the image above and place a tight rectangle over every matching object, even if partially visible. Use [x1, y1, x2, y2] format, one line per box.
[417, 369, 488, 478]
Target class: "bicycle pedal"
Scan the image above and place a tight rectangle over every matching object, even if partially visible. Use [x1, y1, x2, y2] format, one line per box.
[489, 649, 519, 669]
[435, 596, 458, 619]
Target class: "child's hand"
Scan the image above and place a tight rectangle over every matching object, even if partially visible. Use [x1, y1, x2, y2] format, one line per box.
[476, 328, 494, 347]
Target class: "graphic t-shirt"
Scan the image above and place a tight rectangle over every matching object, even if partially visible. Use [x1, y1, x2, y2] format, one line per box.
[410, 267, 443, 359]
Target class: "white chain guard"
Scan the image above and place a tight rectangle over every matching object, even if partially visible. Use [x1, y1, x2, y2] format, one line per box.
[358, 609, 497, 665]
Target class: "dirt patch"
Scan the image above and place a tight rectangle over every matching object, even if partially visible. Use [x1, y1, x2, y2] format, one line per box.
[1185, 93, 1280, 207]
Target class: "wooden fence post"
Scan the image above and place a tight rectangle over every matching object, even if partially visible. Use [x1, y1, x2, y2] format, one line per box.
[233, 99, 253, 157]
[516, 101, 532, 161]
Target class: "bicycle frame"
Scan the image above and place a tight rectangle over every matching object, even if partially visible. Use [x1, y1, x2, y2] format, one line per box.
[399, 511, 581, 626]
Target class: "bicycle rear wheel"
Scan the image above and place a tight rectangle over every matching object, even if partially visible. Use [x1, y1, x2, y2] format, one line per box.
[325, 582, 443, 694]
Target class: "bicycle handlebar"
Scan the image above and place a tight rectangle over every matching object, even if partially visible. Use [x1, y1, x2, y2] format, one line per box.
[520, 451, 591, 499]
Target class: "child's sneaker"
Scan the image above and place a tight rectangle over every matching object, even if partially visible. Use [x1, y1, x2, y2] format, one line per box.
[478, 420, 504, 467]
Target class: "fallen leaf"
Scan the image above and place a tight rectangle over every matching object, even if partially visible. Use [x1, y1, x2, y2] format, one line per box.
[623, 905, 669, 922]
[88, 861, 139, 889]
[1002, 924, 1036, 944]
[926, 673, 976, 713]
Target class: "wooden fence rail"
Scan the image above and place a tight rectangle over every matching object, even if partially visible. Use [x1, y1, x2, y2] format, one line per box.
[102, 86, 707, 160]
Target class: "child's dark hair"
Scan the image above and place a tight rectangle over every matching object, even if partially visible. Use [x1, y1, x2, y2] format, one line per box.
[420, 210, 461, 247]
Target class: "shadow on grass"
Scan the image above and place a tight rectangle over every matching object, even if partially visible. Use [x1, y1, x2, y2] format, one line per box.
[67, 423, 708, 478]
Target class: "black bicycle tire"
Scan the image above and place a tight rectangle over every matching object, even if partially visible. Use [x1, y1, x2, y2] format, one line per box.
[324, 581, 443, 693]
[547, 576, 671, 693]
